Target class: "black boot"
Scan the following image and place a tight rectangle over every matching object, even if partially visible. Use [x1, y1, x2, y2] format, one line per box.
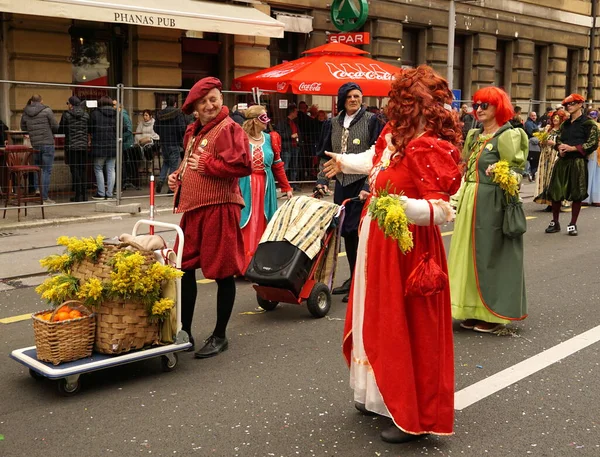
[156, 180, 163, 194]
[380, 424, 426, 444]
[194, 335, 229, 359]
[354, 402, 379, 416]
[332, 278, 351, 295]
[545, 220, 561, 233]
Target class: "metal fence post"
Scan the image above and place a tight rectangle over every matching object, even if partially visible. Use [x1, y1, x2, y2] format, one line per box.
[116, 84, 124, 205]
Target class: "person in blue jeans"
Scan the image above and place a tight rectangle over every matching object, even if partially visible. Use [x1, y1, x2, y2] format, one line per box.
[89, 96, 124, 199]
[20, 94, 59, 203]
[154, 95, 187, 193]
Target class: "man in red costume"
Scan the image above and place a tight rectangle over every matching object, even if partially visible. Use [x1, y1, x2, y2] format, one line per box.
[168, 77, 252, 358]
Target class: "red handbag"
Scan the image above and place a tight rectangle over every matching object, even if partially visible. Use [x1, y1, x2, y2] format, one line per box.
[405, 201, 448, 297]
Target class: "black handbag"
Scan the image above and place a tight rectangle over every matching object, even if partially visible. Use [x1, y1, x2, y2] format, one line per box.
[502, 199, 527, 239]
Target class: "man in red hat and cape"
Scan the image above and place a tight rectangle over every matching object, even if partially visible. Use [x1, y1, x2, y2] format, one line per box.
[168, 77, 252, 358]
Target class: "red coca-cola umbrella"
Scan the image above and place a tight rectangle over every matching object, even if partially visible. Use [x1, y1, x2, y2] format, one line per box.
[231, 42, 402, 97]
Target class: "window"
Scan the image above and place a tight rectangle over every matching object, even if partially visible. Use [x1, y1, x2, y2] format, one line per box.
[495, 40, 507, 88]
[401, 28, 419, 69]
[566, 49, 580, 97]
[453, 35, 465, 93]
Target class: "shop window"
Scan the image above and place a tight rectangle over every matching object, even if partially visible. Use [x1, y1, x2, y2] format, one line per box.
[401, 28, 419, 69]
[182, 36, 219, 89]
[566, 48, 580, 97]
[453, 35, 466, 93]
[495, 40, 507, 88]
[270, 32, 300, 66]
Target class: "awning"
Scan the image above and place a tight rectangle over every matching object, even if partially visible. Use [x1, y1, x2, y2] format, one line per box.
[0, 0, 285, 38]
[274, 12, 313, 34]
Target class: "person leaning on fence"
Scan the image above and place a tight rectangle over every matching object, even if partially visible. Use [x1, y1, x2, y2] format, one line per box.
[544, 93, 600, 236]
[113, 101, 136, 190]
[154, 95, 186, 194]
[59, 96, 90, 202]
[20, 94, 59, 204]
[168, 76, 252, 359]
[89, 96, 125, 200]
[275, 104, 301, 191]
[315, 82, 384, 303]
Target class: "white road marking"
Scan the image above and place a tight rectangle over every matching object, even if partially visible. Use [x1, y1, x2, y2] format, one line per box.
[454, 324, 600, 410]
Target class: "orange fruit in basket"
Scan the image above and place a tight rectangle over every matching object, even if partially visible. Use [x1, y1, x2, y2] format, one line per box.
[69, 310, 82, 319]
[60, 306, 72, 314]
[56, 311, 70, 321]
[40, 313, 51, 321]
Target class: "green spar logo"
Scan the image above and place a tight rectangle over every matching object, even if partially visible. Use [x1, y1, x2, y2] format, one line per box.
[330, 0, 369, 32]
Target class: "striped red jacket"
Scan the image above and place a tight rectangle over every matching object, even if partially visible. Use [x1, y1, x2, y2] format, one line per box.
[173, 107, 251, 213]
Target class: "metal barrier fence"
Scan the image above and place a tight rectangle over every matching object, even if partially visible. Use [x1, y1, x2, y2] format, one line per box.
[0, 80, 255, 215]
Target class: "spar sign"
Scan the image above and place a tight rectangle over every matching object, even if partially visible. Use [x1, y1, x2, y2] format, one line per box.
[331, 0, 368, 32]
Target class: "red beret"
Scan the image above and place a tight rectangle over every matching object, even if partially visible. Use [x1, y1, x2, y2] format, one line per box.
[182, 77, 222, 114]
[562, 93, 585, 106]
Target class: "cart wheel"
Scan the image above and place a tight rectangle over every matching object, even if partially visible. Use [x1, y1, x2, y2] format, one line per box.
[161, 353, 178, 372]
[306, 282, 331, 318]
[29, 368, 44, 381]
[57, 378, 81, 397]
[257, 294, 279, 311]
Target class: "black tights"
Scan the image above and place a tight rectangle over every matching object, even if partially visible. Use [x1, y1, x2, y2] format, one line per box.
[343, 231, 359, 278]
[551, 200, 583, 225]
[181, 270, 236, 339]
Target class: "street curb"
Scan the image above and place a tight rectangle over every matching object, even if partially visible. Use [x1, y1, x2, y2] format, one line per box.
[0, 208, 172, 231]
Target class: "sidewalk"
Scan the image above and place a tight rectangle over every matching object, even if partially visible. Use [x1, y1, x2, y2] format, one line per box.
[0, 181, 536, 232]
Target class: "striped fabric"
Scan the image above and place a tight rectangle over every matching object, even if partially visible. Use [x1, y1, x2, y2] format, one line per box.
[175, 116, 244, 213]
[260, 196, 339, 260]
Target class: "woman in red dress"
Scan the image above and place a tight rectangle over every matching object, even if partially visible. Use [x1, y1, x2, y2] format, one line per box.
[323, 66, 462, 443]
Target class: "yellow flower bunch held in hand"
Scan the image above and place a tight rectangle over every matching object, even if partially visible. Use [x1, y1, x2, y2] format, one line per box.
[368, 189, 414, 254]
[533, 130, 550, 145]
[485, 160, 520, 203]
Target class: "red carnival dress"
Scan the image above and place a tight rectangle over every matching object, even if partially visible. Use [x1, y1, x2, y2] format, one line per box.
[342, 126, 461, 436]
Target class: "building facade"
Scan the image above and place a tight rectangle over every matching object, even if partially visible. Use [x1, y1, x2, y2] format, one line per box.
[0, 0, 598, 128]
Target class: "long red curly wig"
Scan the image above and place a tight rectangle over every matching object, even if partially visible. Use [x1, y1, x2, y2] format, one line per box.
[385, 65, 462, 158]
[472, 87, 514, 126]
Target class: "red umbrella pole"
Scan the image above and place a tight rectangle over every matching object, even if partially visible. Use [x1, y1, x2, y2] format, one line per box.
[149, 175, 155, 235]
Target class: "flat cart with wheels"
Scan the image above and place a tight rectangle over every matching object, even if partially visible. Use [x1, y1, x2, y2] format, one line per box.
[247, 197, 356, 318]
[10, 219, 192, 396]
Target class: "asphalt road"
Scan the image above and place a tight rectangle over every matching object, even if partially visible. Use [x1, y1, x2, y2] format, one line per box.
[1, 201, 599, 457]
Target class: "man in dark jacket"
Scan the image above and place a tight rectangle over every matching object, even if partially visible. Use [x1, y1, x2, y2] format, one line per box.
[315, 83, 384, 302]
[20, 94, 59, 203]
[154, 95, 187, 193]
[230, 105, 246, 126]
[89, 96, 122, 200]
[59, 96, 89, 201]
[275, 104, 300, 190]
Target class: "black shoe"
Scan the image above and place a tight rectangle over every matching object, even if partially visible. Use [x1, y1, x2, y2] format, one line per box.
[380, 424, 426, 444]
[156, 181, 163, 194]
[332, 278, 351, 295]
[194, 335, 228, 359]
[342, 293, 349, 303]
[567, 224, 578, 236]
[354, 402, 378, 416]
[91, 193, 105, 200]
[543, 205, 552, 212]
[545, 221, 561, 233]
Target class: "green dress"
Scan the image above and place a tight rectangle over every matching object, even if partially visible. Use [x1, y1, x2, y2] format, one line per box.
[449, 123, 528, 324]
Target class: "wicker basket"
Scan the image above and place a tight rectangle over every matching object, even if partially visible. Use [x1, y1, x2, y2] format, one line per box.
[94, 299, 159, 354]
[32, 301, 96, 365]
[70, 241, 156, 283]
[71, 242, 160, 355]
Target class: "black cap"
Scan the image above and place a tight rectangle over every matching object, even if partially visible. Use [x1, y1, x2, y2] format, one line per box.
[68, 96, 81, 106]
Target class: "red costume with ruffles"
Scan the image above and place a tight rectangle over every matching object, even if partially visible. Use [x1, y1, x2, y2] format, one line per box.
[342, 125, 461, 436]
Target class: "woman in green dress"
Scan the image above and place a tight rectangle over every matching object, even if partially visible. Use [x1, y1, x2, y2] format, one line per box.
[449, 87, 528, 333]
